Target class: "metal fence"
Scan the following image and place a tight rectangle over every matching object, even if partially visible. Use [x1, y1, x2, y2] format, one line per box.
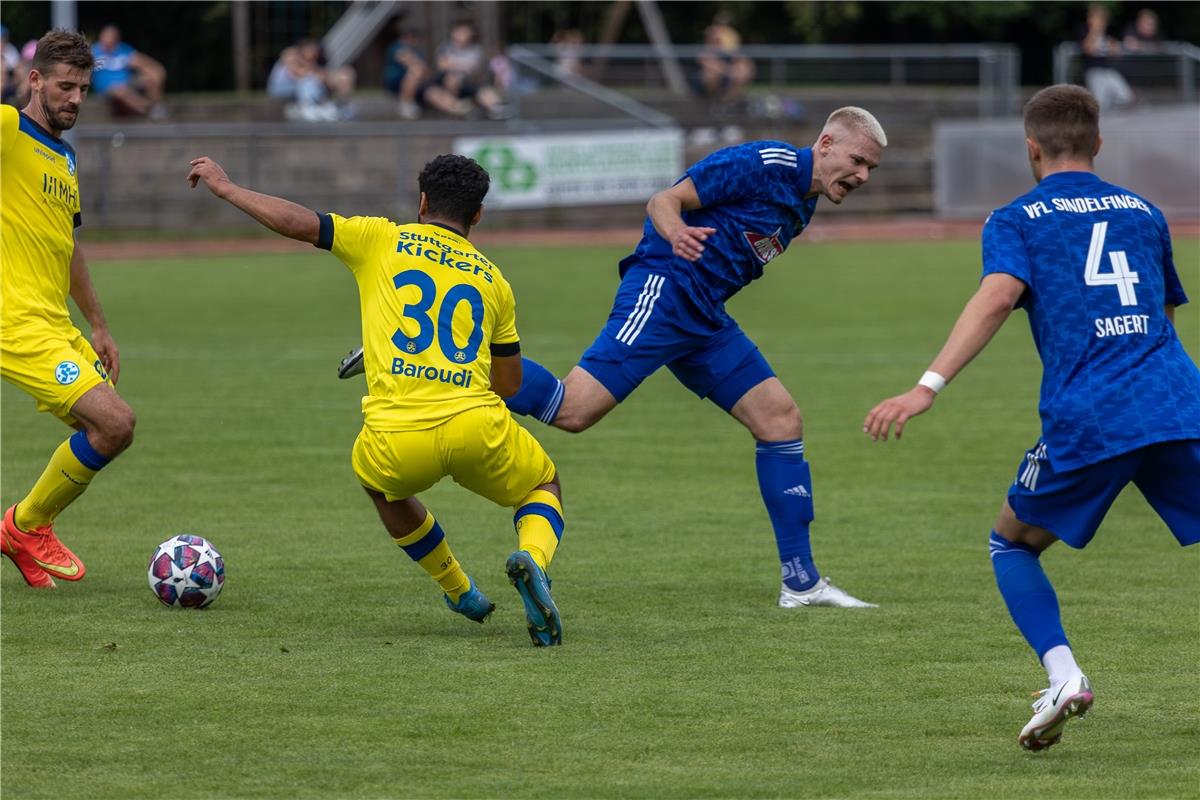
[511, 43, 1020, 117]
[1053, 40, 1200, 101]
[933, 106, 1200, 220]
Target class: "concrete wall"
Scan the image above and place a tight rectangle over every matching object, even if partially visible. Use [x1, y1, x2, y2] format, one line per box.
[933, 105, 1200, 221]
[69, 87, 1001, 233]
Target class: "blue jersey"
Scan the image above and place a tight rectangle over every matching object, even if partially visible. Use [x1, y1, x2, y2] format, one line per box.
[982, 170, 1200, 471]
[90, 42, 136, 94]
[619, 141, 818, 325]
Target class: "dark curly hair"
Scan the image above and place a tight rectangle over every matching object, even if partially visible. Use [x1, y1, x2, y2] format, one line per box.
[418, 155, 490, 229]
[31, 29, 94, 75]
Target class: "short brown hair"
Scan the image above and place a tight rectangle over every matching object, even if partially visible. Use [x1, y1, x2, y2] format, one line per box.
[1023, 84, 1100, 161]
[31, 29, 94, 75]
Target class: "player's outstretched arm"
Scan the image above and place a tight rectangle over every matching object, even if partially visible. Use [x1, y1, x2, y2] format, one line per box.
[187, 156, 319, 245]
[863, 273, 1026, 441]
[69, 245, 120, 384]
[646, 178, 715, 262]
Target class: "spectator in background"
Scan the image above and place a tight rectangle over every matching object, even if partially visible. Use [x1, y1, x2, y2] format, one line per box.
[268, 38, 356, 122]
[10, 38, 38, 106]
[425, 21, 508, 120]
[383, 25, 426, 120]
[1123, 8, 1164, 53]
[1, 26, 20, 104]
[1080, 4, 1134, 111]
[378, 26, 472, 120]
[488, 44, 513, 95]
[694, 12, 755, 105]
[90, 24, 167, 118]
[550, 28, 585, 78]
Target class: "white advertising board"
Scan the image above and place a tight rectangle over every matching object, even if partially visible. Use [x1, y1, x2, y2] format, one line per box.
[454, 129, 685, 209]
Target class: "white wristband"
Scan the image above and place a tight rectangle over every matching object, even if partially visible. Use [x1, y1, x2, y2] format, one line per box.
[918, 370, 947, 394]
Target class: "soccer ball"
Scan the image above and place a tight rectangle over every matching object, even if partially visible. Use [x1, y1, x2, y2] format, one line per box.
[147, 535, 225, 608]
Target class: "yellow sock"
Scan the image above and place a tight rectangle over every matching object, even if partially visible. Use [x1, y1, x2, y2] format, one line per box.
[393, 512, 470, 602]
[15, 434, 104, 531]
[514, 489, 564, 570]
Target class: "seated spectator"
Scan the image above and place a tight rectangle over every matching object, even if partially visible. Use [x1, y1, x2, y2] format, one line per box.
[1123, 8, 1164, 54]
[422, 21, 508, 120]
[268, 38, 356, 122]
[1, 26, 21, 105]
[1080, 4, 1134, 111]
[383, 25, 426, 120]
[694, 12, 754, 104]
[90, 24, 167, 118]
[10, 38, 37, 106]
[549, 28, 585, 79]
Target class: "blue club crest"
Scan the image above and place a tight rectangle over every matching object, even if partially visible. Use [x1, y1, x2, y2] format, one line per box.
[66, 151, 76, 176]
[55, 360, 80, 385]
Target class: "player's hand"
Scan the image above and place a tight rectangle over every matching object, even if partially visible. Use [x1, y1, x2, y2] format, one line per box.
[90, 326, 121, 385]
[670, 226, 717, 261]
[187, 157, 235, 198]
[862, 386, 936, 442]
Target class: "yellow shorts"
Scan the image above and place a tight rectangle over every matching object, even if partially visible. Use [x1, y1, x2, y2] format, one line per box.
[1, 325, 110, 423]
[352, 404, 557, 507]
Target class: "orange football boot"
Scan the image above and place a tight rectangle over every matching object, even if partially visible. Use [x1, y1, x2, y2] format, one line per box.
[2, 505, 85, 583]
[2, 518, 56, 589]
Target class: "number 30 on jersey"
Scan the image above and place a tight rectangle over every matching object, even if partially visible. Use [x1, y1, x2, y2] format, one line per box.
[391, 270, 485, 363]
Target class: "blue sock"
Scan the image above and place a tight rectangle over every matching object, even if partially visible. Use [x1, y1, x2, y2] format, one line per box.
[989, 531, 1070, 658]
[756, 439, 819, 591]
[504, 358, 564, 424]
[69, 429, 111, 470]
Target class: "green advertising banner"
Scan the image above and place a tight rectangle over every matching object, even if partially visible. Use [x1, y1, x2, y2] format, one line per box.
[455, 129, 684, 209]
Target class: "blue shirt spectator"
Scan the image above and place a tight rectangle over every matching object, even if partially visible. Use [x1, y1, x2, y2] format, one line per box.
[90, 24, 167, 118]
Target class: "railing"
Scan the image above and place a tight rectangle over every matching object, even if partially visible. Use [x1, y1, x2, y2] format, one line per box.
[512, 43, 1021, 117]
[323, 0, 404, 71]
[506, 45, 676, 128]
[1053, 40, 1200, 101]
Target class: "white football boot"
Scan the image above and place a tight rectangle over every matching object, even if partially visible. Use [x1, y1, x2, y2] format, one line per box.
[778, 576, 878, 608]
[1018, 673, 1094, 751]
[337, 346, 365, 379]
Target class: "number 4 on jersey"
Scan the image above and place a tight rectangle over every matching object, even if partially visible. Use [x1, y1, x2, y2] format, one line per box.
[1084, 221, 1139, 306]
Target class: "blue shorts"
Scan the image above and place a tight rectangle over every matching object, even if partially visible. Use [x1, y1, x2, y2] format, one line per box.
[1008, 438, 1200, 549]
[577, 267, 774, 412]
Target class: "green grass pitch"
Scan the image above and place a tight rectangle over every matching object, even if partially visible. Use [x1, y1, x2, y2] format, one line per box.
[3, 239, 1197, 799]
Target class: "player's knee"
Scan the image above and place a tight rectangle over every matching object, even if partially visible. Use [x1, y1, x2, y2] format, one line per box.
[779, 403, 804, 439]
[553, 411, 594, 434]
[557, 417, 591, 434]
[536, 476, 562, 500]
[993, 501, 1057, 552]
[750, 403, 803, 441]
[97, 406, 137, 454]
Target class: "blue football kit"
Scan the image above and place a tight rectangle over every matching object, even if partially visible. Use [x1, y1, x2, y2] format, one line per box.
[577, 140, 819, 410]
[981, 171, 1200, 548]
[508, 140, 848, 596]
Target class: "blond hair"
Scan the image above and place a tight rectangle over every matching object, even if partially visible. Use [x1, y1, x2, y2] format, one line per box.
[824, 107, 888, 148]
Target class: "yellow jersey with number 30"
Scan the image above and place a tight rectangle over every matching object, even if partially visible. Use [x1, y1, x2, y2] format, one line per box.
[0, 104, 83, 337]
[318, 214, 519, 431]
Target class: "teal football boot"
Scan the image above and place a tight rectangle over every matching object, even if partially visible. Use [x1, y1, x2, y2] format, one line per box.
[444, 578, 495, 623]
[505, 550, 562, 646]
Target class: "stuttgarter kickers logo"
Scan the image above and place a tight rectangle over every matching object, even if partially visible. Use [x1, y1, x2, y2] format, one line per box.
[55, 360, 81, 385]
[744, 227, 785, 264]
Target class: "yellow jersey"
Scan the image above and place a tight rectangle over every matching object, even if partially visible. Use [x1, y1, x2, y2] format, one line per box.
[0, 104, 82, 338]
[320, 214, 520, 431]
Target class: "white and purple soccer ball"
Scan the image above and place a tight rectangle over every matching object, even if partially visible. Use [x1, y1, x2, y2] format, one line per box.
[148, 535, 225, 609]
